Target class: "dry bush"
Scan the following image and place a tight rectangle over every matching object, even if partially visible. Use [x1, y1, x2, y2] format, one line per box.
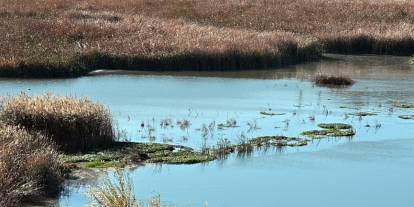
[0, 93, 115, 152]
[313, 75, 355, 87]
[0, 123, 63, 207]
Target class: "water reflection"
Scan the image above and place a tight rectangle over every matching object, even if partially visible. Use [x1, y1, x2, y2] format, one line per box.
[0, 54, 413, 207]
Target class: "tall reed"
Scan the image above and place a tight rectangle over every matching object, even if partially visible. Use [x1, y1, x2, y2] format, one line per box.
[0, 123, 63, 206]
[0, 93, 115, 152]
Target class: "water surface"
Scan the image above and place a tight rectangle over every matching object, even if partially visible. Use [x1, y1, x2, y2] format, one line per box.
[1, 54, 413, 207]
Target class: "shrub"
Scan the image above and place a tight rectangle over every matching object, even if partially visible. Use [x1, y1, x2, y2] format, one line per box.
[0, 93, 115, 152]
[0, 123, 63, 206]
[313, 75, 355, 87]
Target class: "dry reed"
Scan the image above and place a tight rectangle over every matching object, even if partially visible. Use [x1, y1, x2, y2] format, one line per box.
[0, 123, 63, 206]
[1, 0, 413, 78]
[0, 93, 115, 152]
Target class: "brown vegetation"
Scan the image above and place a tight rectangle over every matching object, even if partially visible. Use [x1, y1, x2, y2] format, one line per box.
[0, 123, 64, 207]
[313, 75, 355, 87]
[1, 0, 413, 77]
[0, 93, 115, 152]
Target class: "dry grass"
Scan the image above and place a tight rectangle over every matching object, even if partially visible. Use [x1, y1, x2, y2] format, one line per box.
[0, 93, 115, 152]
[89, 170, 161, 207]
[313, 75, 355, 87]
[0, 123, 63, 207]
[0, 0, 413, 77]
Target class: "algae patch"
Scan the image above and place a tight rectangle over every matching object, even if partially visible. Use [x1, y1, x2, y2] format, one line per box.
[60, 142, 215, 169]
[61, 136, 309, 169]
[249, 136, 308, 147]
[318, 123, 352, 130]
[393, 103, 414, 109]
[301, 123, 355, 139]
[347, 112, 377, 117]
[260, 111, 286, 116]
[398, 115, 414, 120]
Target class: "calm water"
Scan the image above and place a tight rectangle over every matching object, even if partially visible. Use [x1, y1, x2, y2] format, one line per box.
[1, 54, 414, 207]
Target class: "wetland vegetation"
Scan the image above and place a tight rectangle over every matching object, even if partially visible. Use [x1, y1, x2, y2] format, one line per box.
[1, 0, 414, 206]
[1, 0, 414, 78]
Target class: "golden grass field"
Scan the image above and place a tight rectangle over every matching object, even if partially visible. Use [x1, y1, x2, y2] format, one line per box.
[2, 0, 413, 77]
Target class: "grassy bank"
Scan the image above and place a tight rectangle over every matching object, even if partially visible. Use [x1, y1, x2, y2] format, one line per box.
[2, 0, 414, 78]
[0, 0, 322, 78]
[3, 0, 413, 78]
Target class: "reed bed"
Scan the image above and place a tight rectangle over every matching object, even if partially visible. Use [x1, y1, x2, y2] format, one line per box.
[0, 93, 115, 152]
[1, 0, 413, 78]
[0, 123, 63, 207]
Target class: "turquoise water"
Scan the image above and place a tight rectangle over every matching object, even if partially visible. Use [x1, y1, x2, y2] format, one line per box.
[1, 54, 413, 207]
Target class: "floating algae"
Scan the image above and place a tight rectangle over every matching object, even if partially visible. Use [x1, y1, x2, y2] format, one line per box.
[318, 123, 353, 130]
[393, 103, 414, 109]
[260, 111, 286, 116]
[398, 115, 414, 120]
[61, 142, 215, 168]
[301, 123, 355, 139]
[347, 112, 377, 117]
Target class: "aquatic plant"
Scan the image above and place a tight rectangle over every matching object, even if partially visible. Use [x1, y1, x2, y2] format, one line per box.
[0, 123, 64, 207]
[409, 57, 414, 65]
[301, 129, 355, 139]
[318, 123, 353, 130]
[398, 115, 414, 120]
[247, 119, 260, 132]
[212, 138, 235, 158]
[177, 119, 191, 131]
[260, 111, 285, 116]
[218, 118, 238, 129]
[160, 118, 173, 129]
[301, 123, 355, 139]
[0, 93, 115, 152]
[313, 75, 355, 87]
[236, 133, 253, 156]
[89, 170, 139, 207]
[89, 170, 162, 207]
[392, 103, 414, 109]
[61, 142, 215, 167]
[347, 112, 378, 117]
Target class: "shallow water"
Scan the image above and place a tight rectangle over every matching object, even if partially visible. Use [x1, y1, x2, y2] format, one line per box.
[1, 54, 414, 207]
